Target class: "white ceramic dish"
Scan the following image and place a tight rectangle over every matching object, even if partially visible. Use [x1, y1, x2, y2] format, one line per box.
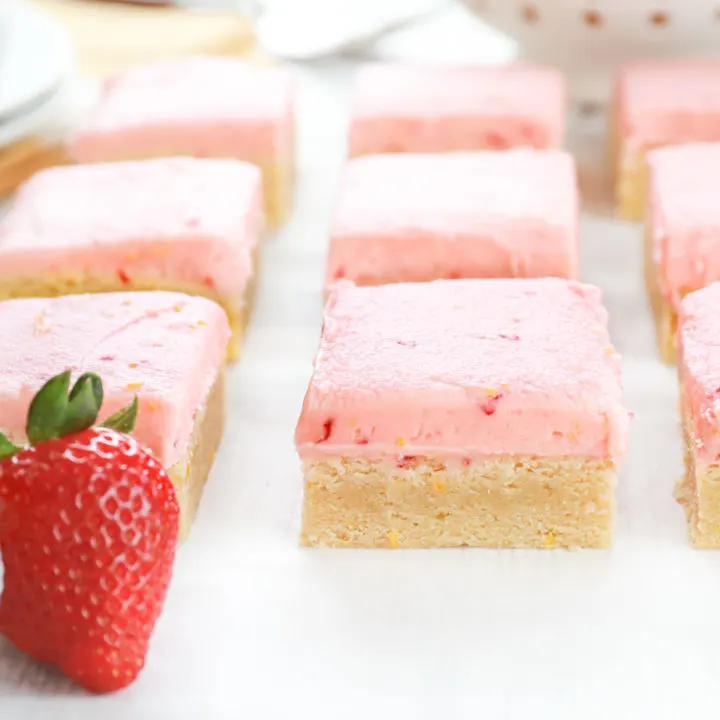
[0, 0, 72, 127]
[461, 0, 720, 99]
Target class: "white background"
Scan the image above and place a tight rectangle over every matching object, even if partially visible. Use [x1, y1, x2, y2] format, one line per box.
[3, 5, 720, 719]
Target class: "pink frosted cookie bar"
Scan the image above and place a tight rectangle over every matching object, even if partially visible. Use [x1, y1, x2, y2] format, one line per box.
[646, 143, 720, 364]
[613, 60, 720, 220]
[348, 62, 565, 157]
[0, 291, 230, 539]
[676, 282, 720, 547]
[0, 157, 262, 360]
[326, 150, 578, 287]
[69, 56, 294, 224]
[295, 278, 629, 549]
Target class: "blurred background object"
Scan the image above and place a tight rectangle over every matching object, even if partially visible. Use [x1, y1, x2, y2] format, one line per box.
[0, 0, 259, 199]
[35, 0, 257, 75]
[254, 0, 720, 100]
[3, 0, 719, 200]
[460, 0, 720, 100]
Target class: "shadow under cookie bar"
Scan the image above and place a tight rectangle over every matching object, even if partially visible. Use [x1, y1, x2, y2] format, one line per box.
[301, 456, 616, 550]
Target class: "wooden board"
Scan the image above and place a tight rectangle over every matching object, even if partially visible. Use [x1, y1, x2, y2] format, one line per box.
[32, 0, 257, 76]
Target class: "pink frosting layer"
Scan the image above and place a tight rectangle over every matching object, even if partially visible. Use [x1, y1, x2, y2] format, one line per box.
[616, 60, 720, 152]
[348, 63, 566, 156]
[649, 143, 720, 308]
[295, 279, 629, 461]
[327, 150, 578, 286]
[0, 292, 230, 467]
[0, 158, 263, 297]
[678, 283, 720, 463]
[70, 56, 294, 162]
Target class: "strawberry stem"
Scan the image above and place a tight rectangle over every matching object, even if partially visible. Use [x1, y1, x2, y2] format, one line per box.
[0, 434, 21, 461]
[27, 371, 104, 444]
[102, 397, 139, 434]
[61, 373, 105, 436]
[0, 371, 140, 463]
[26, 371, 74, 445]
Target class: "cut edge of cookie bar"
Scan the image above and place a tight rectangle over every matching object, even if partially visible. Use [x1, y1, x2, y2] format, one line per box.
[168, 367, 226, 541]
[644, 222, 679, 364]
[301, 455, 617, 550]
[676, 415, 720, 548]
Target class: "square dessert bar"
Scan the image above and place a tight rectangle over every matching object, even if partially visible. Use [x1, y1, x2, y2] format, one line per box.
[326, 150, 578, 287]
[0, 157, 263, 361]
[676, 283, 720, 547]
[295, 279, 629, 549]
[613, 60, 720, 221]
[348, 62, 565, 158]
[69, 56, 294, 224]
[646, 143, 720, 364]
[0, 291, 230, 540]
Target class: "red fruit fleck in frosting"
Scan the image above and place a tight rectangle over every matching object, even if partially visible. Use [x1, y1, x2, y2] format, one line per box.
[396, 455, 422, 469]
[117, 269, 131, 285]
[318, 418, 334, 443]
[479, 390, 504, 416]
[0, 370, 179, 693]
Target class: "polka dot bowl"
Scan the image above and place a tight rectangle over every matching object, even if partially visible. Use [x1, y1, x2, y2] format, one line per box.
[461, 0, 720, 100]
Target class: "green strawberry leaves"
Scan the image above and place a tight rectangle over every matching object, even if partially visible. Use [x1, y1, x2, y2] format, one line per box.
[0, 370, 139, 462]
[0, 435, 21, 462]
[102, 397, 139, 434]
[27, 371, 106, 444]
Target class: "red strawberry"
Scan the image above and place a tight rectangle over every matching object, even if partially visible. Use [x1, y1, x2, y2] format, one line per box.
[0, 370, 179, 693]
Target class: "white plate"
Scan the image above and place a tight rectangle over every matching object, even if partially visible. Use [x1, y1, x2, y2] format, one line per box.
[0, 0, 72, 125]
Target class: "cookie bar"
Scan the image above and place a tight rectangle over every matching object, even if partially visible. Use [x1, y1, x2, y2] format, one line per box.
[645, 143, 720, 363]
[295, 279, 629, 549]
[613, 60, 720, 221]
[69, 56, 294, 224]
[676, 282, 720, 547]
[0, 158, 263, 361]
[0, 291, 230, 540]
[348, 62, 565, 158]
[326, 150, 578, 287]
